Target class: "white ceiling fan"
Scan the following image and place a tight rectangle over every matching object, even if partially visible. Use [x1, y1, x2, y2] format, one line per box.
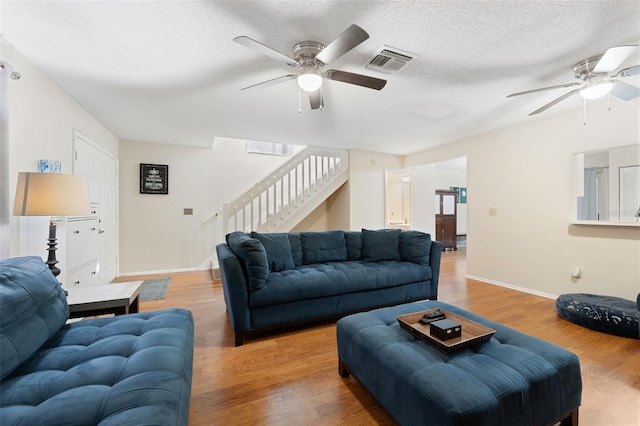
[508, 45, 640, 115]
[234, 24, 387, 110]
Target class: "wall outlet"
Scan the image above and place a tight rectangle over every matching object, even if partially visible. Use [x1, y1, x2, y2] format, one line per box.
[489, 208, 497, 216]
[183, 208, 193, 215]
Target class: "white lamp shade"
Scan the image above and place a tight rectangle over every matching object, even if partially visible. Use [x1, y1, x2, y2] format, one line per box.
[13, 172, 90, 216]
[579, 77, 614, 100]
[297, 70, 323, 92]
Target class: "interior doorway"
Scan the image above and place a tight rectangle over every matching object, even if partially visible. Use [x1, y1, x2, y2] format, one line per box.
[384, 170, 414, 230]
[434, 157, 467, 250]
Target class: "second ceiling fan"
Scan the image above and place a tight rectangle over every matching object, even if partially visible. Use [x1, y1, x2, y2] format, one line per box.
[508, 45, 640, 115]
[234, 24, 387, 110]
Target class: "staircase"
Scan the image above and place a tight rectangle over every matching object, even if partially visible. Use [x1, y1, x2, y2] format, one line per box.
[222, 147, 349, 235]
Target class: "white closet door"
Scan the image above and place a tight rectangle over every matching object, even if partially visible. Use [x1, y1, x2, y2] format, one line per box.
[73, 130, 118, 284]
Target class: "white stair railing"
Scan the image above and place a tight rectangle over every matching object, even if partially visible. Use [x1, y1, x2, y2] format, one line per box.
[223, 147, 349, 234]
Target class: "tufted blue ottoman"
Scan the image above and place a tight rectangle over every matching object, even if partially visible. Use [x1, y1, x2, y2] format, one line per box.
[556, 293, 640, 339]
[337, 300, 582, 426]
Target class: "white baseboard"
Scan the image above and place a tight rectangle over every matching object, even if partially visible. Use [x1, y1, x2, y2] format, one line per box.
[465, 274, 558, 300]
[118, 265, 211, 277]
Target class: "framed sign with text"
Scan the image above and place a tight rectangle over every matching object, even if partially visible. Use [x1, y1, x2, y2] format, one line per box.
[140, 163, 168, 194]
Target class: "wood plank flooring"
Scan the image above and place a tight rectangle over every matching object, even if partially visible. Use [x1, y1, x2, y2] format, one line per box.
[117, 249, 640, 425]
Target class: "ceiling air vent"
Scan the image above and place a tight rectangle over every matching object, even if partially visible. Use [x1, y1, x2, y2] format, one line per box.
[365, 46, 417, 75]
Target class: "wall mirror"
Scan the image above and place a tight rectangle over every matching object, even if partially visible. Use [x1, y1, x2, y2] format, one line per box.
[574, 144, 640, 226]
[385, 170, 414, 230]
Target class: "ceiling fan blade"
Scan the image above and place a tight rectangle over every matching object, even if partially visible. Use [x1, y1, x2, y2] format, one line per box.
[315, 24, 369, 65]
[529, 89, 579, 116]
[234, 36, 298, 67]
[593, 45, 638, 73]
[241, 74, 296, 90]
[610, 80, 640, 101]
[308, 89, 324, 110]
[325, 69, 387, 90]
[615, 64, 640, 77]
[507, 82, 581, 97]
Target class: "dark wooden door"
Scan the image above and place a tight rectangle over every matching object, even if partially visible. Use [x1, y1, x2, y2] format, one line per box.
[435, 190, 457, 250]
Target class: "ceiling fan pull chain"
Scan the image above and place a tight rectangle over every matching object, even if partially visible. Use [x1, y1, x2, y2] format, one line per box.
[607, 92, 611, 111]
[583, 99, 587, 126]
[298, 88, 302, 114]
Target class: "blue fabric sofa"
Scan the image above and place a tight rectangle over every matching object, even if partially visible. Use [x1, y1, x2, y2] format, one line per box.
[0, 256, 194, 425]
[216, 229, 442, 346]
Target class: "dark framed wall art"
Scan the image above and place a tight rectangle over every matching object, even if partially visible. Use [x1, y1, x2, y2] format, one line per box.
[140, 163, 169, 194]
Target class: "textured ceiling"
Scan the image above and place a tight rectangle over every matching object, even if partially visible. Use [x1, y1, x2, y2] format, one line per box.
[2, 1, 639, 155]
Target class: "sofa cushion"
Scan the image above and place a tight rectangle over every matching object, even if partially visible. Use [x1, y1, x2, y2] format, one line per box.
[0, 309, 194, 425]
[300, 230, 348, 264]
[344, 231, 363, 260]
[288, 233, 303, 266]
[0, 256, 69, 381]
[362, 228, 401, 261]
[251, 232, 295, 272]
[250, 261, 432, 308]
[226, 232, 269, 290]
[399, 230, 432, 265]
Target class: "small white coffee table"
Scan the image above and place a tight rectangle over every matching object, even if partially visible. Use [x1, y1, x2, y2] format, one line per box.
[66, 281, 143, 319]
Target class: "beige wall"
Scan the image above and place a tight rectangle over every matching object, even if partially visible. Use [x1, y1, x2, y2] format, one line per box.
[405, 99, 640, 301]
[345, 150, 403, 230]
[118, 137, 289, 274]
[291, 183, 349, 232]
[6, 45, 118, 265]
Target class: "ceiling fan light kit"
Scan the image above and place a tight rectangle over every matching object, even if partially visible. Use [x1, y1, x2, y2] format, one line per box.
[297, 68, 323, 92]
[234, 24, 387, 110]
[579, 76, 614, 100]
[508, 45, 640, 116]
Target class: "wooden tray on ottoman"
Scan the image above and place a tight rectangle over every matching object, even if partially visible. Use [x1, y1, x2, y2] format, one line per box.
[397, 309, 496, 353]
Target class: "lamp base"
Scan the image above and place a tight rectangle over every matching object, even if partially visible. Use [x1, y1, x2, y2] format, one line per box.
[46, 220, 60, 277]
[46, 219, 67, 296]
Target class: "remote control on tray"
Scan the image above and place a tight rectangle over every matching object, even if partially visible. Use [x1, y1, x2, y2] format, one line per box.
[419, 310, 445, 325]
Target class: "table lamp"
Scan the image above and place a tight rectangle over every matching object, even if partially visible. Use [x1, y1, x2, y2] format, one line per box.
[13, 172, 90, 280]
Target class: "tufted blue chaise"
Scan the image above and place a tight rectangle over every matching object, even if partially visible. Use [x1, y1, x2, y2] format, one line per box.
[0, 256, 194, 425]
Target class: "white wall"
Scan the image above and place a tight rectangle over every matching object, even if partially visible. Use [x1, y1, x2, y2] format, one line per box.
[5, 44, 118, 270]
[118, 137, 292, 274]
[346, 150, 403, 230]
[405, 98, 640, 301]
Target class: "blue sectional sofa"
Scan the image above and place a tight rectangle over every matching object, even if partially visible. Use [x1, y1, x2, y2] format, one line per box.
[0, 256, 194, 425]
[216, 229, 442, 346]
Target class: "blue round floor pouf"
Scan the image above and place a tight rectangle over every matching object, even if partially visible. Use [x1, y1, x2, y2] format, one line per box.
[556, 293, 639, 339]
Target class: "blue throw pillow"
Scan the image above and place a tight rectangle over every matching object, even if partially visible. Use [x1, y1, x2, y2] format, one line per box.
[344, 231, 363, 260]
[362, 228, 401, 261]
[399, 230, 432, 265]
[226, 232, 269, 290]
[251, 232, 295, 272]
[300, 230, 348, 264]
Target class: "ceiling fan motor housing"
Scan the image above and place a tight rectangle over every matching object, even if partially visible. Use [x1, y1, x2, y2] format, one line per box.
[572, 54, 605, 79]
[292, 41, 325, 68]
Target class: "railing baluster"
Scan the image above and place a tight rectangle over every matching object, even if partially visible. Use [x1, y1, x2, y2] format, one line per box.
[222, 147, 348, 234]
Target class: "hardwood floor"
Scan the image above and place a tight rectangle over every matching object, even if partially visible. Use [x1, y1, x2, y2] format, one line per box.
[118, 249, 640, 425]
